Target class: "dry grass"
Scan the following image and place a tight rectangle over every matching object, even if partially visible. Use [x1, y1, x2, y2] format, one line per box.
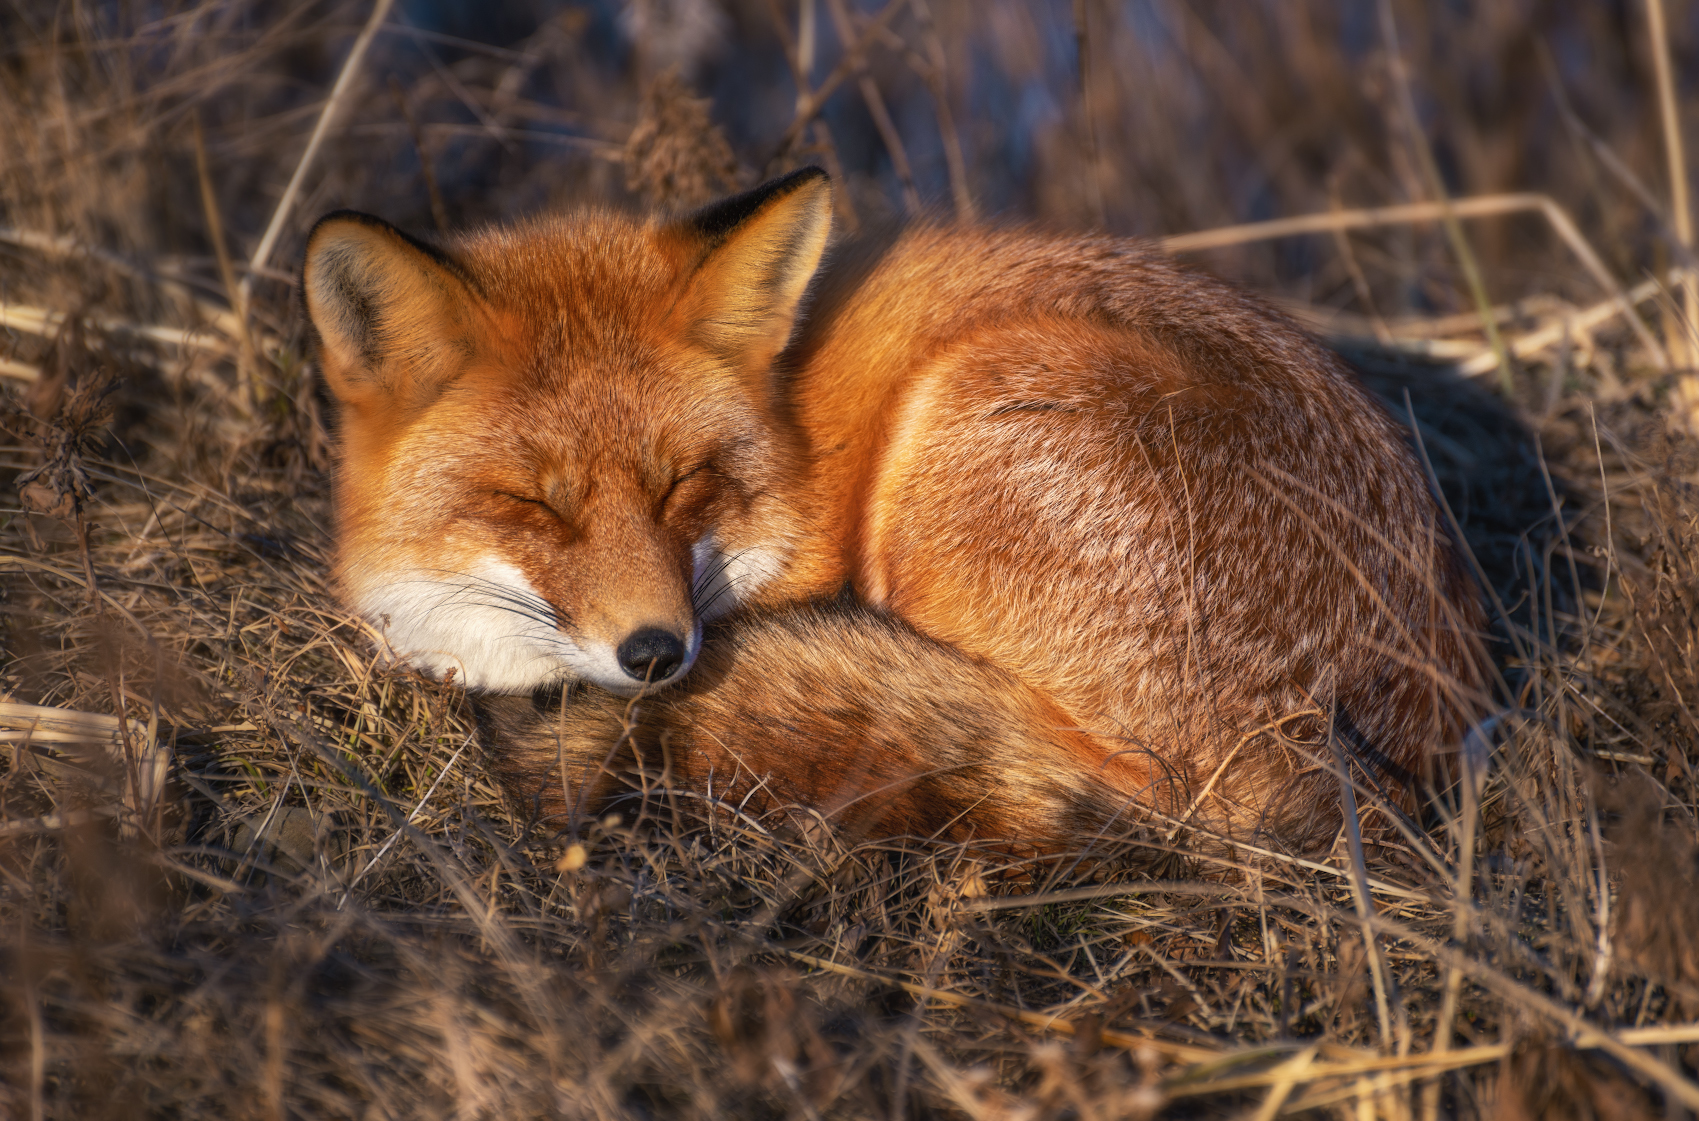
[5, 2, 1699, 1117]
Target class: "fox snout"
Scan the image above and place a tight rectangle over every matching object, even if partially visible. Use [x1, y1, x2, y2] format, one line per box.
[616, 626, 690, 684]
[552, 575, 699, 696]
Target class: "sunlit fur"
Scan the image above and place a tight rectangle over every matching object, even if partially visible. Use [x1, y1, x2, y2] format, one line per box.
[771, 225, 1485, 847]
[307, 171, 1486, 852]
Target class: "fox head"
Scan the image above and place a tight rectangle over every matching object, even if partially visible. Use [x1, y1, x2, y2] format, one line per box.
[303, 169, 833, 695]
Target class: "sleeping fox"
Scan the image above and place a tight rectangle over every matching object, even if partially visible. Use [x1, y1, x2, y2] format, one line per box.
[303, 168, 1484, 854]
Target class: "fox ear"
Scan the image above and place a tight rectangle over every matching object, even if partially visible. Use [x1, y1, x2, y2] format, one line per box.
[302, 211, 479, 408]
[669, 168, 833, 372]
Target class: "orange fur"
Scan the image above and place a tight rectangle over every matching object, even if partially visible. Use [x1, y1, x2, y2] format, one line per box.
[303, 169, 1484, 852]
[475, 603, 1163, 857]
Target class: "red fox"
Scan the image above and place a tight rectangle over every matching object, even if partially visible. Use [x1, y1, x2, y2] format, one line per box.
[303, 168, 1483, 853]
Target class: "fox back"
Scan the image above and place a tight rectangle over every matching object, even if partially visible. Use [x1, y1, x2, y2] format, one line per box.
[304, 170, 1484, 851]
[782, 226, 1484, 843]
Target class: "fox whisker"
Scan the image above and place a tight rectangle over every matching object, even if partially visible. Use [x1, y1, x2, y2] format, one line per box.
[691, 577, 739, 620]
[389, 571, 573, 633]
[690, 546, 761, 619]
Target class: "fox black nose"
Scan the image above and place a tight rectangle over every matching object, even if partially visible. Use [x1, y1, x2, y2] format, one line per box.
[617, 628, 687, 683]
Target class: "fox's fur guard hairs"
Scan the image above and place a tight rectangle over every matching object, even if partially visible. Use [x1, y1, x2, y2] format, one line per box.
[304, 167, 1487, 860]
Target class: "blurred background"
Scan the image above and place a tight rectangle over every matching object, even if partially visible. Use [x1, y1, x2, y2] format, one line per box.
[3, 0, 1697, 343]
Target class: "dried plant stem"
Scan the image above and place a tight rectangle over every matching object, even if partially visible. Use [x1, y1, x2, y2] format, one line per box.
[0, 227, 239, 335]
[800, 934, 1699, 1104]
[1583, 792, 1613, 1008]
[1423, 732, 1481, 1121]
[0, 303, 232, 354]
[907, 0, 974, 221]
[1647, 0, 1699, 440]
[1329, 178, 1392, 343]
[67, 495, 146, 839]
[856, 79, 918, 215]
[0, 357, 40, 383]
[1174, 1022, 1699, 1100]
[764, 0, 806, 85]
[1163, 192, 1667, 369]
[339, 731, 473, 906]
[0, 556, 149, 636]
[24, 936, 43, 1121]
[279, 718, 534, 993]
[1072, 0, 1107, 228]
[192, 111, 257, 415]
[784, 949, 1219, 1064]
[763, 0, 858, 228]
[1455, 268, 1691, 377]
[796, 0, 816, 96]
[239, 0, 397, 307]
[1648, 0, 1696, 366]
[1540, 43, 1698, 271]
[1378, 0, 1513, 393]
[389, 78, 449, 235]
[1164, 710, 1323, 841]
[1247, 1045, 1317, 1121]
[1361, 910, 1699, 1112]
[263, 996, 286, 1121]
[1331, 733, 1394, 1048]
[768, 0, 908, 167]
[825, 0, 920, 215]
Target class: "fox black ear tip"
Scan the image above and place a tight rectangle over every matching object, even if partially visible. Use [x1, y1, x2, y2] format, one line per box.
[303, 212, 464, 285]
[745, 166, 830, 199]
[776, 166, 831, 197]
[686, 168, 832, 240]
[306, 210, 397, 247]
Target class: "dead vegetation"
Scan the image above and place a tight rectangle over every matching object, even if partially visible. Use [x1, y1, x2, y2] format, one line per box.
[5, 1, 1699, 1117]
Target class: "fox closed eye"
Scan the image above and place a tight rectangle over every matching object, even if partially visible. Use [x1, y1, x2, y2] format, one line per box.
[664, 461, 711, 499]
[658, 458, 726, 519]
[495, 491, 555, 512]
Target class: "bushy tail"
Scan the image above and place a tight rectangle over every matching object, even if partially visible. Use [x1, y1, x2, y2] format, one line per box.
[472, 602, 1468, 863]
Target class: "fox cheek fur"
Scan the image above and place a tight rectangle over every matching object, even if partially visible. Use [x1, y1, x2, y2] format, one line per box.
[301, 172, 829, 696]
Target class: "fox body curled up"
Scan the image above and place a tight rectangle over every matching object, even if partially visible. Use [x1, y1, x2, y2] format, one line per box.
[304, 168, 1483, 855]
